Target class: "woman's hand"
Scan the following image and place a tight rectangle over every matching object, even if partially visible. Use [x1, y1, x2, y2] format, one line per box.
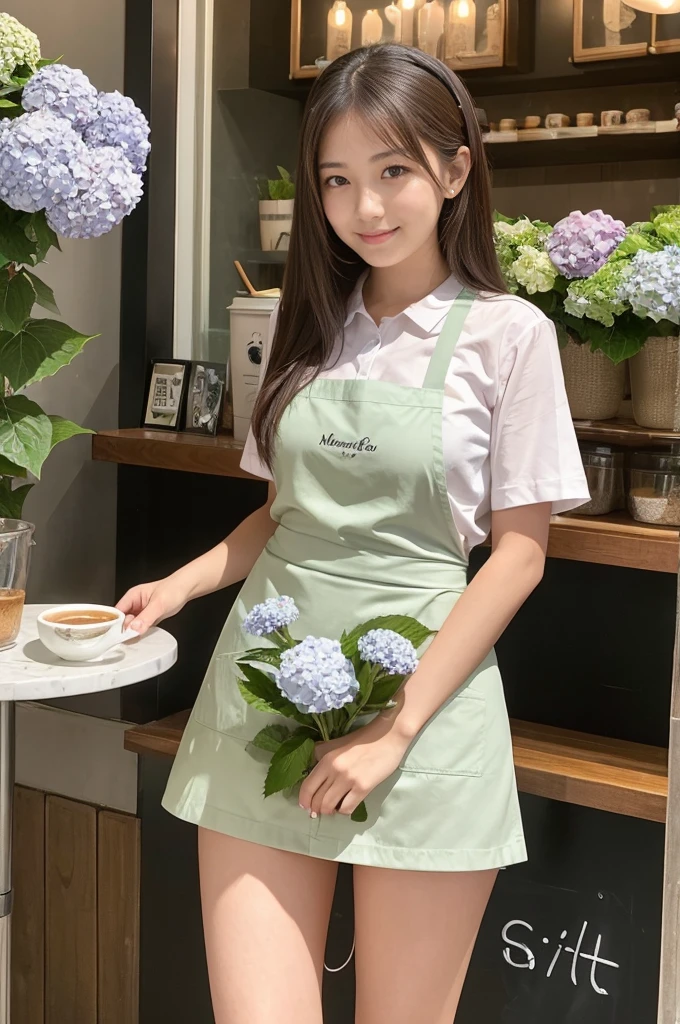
[298, 714, 414, 818]
[116, 576, 192, 635]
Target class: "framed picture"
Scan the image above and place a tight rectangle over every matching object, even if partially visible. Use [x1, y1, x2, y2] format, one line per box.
[651, 11, 680, 54]
[142, 360, 190, 430]
[183, 361, 227, 436]
[573, 0, 651, 62]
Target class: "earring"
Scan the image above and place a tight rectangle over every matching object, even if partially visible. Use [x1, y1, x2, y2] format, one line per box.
[449, 188, 456, 195]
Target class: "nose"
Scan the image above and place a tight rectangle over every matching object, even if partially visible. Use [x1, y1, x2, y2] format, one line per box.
[355, 186, 385, 223]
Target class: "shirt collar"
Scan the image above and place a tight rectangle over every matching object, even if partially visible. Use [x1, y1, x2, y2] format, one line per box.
[343, 271, 464, 334]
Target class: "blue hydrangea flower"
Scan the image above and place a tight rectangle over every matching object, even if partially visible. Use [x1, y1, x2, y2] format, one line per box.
[275, 636, 359, 713]
[357, 629, 419, 675]
[617, 246, 680, 326]
[0, 14, 41, 83]
[83, 91, 151, 174]
[22, 64, 99, 129]
[243, 595, 300, 637]
[0, 110, 85, 213]
[45, 145, 143, 239]
[546, 210, 626, 280]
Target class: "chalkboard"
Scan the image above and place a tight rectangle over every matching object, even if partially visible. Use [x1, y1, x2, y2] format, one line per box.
[322, 795, 665, 1024]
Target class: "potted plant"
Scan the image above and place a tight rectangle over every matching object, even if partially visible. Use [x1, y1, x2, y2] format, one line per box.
[617, 207, 680, 429]
[258, 166, 295, 252]
[0, 14, 150, 529]
[494, 210, 650, 421]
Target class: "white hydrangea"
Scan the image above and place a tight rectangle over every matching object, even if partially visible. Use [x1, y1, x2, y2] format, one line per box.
[0, 13, 40, 83]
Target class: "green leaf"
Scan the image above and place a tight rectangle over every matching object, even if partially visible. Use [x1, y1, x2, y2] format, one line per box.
[0, 394, 51, 477]
[236, 647, 283, 669]
[0, 454, 26, 477]
[493, 210, 515, 224]
[238, 664, 313, 725]
[351, 801, 368, 823]
[615, 231, 663, 258]
[251, 723, 293, 753]
[24, 272, 59, 315]
[357, 662, 374, 705]
[0, 319, 98, 391]
[28, 212, 60, 259]
[341, 616, 435, 661]
[0, 477, 32, 518]
[264, 733, 316, 797]
[0, 271, 35, 334]
[0, 218, 36, 266]
[36, 57, 62, 69]
[0, 99, 20, 109]
[49, 415, 93, 450]
[367, 673, 403, 706]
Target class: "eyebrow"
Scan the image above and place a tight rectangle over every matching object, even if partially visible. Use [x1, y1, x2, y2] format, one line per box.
[318, 147, 409, 170]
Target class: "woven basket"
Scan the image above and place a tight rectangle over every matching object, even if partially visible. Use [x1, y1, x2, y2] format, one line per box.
[560, 336, 626, 421]
[630, 334, 680, 430]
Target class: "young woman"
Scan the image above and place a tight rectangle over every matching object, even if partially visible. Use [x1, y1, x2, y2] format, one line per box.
[119, 44, 589, 1024]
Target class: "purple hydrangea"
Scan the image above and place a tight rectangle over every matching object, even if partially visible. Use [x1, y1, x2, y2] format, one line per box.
[275, 636, 359, 713]
[83, 91, 151, 174]
[243, 595, 300, 637]
[617, 246, 680, 326]
[357, 629, 419, 675]
[22, 64, 98, 129]
[0, 109, 85, 213]
[45, 145, 143, 239]
[546, 209, 626, 280]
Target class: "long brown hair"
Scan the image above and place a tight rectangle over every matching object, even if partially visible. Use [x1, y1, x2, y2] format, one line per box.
[252, 43, 504, 470]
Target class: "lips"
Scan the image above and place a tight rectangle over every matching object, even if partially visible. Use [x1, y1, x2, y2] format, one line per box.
[357, 228, 398, 245]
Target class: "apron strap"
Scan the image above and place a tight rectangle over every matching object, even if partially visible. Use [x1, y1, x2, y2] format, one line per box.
[423, 287, 476, 391]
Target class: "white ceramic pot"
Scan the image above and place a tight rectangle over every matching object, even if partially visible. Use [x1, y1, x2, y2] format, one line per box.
[259, 199, 294, 252]
[630, 333, 680, 430]
[559, 336, 626, 421]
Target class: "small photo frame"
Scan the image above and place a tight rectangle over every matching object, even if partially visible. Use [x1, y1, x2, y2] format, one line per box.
[183, 361, 227, 436]
[573, 0, 651, 62]
[651, 12, 680, 54]
[142, 360, 190, 430]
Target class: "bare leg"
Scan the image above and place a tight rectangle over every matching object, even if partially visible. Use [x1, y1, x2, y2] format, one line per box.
[198, 828, 338, 1024]
[353, 864, 498, 1024]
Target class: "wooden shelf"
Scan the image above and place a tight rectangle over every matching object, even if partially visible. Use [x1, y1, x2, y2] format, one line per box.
[574, 417, 680, 448]
[485, 128, 679, 170]
[124, 711, 668, 823]
[93, 429, 680, 573]
[92, 429, 256, 480]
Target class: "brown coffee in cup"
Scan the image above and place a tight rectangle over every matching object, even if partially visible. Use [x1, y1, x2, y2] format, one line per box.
[44, 609, 119, 626]
[0, 589, 26, 647]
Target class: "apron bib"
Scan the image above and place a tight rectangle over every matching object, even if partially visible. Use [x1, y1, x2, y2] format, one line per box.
[163, 290, 527, 871]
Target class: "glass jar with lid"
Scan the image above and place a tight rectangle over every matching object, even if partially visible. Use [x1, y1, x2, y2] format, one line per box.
[571, 442, 625, 516]
[627, 448, 680, 526]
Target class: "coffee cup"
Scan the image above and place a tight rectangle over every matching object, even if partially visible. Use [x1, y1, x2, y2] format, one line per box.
[37, 604, 139, 662]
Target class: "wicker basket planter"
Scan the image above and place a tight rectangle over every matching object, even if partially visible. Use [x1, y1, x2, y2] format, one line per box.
[630, 334, 680, 430]
[560, 336, 626, 421]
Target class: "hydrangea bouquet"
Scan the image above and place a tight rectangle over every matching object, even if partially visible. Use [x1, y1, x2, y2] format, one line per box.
[236, 596, 434, 822]
[0, 14, 149, 516]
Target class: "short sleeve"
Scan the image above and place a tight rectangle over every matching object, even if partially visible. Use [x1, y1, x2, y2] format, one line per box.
[239, 302, 279, 481]
[490, 318, 590, 515]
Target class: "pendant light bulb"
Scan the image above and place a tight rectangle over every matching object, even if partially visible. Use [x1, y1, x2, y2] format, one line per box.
[335, 6, 347, 25]
[402, 0, 415, 9]
[458, 0, 470, 16]
[622, 0, 680, 12]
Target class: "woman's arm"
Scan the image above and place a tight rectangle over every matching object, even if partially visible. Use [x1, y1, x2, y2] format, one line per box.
[174, 482, 278, 600]
[299, 502, 551, 817]
[388, 501, 550, 741]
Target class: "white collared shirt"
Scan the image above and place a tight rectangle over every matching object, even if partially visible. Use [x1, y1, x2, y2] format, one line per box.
[240, 274, 590, 556]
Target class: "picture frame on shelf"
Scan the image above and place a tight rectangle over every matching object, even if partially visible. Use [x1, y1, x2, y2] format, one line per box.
[183, 361, 228, 437]
[142, 360, 191, 431]
[573, 0, 651, 62]
[651, 11, 680, 54]
[289, 0, 517, 79]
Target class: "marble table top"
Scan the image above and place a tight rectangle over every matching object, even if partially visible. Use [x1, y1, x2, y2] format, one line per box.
[0, 605, 178, 702]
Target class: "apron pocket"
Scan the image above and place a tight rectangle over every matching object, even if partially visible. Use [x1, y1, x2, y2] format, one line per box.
[400, 691, 486, 777]
[193, 652, 248, 735]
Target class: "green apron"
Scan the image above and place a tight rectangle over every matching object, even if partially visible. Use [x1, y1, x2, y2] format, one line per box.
[163, 289, 527, 871]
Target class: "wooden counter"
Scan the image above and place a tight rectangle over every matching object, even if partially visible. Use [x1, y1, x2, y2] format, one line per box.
[124, 711, 668, 823]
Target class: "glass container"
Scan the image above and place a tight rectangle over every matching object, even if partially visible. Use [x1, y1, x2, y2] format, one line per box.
[627, 450, 680, 526]
[571, 442, 625, 516]
[0, 520, 35, 650]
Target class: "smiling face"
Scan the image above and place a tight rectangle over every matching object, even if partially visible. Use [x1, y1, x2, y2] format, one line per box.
[318, 113, 465, 270]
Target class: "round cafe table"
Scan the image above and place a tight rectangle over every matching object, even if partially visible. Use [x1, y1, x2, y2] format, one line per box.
[0, 604, 177, 1023]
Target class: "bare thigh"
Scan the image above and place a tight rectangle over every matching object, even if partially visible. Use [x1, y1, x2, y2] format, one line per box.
[198, 828, 338, 1024]
[353, 864, 498, 1024]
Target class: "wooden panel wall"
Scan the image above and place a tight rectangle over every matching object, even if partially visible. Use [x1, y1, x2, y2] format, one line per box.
[10, 786, 140, 1024]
